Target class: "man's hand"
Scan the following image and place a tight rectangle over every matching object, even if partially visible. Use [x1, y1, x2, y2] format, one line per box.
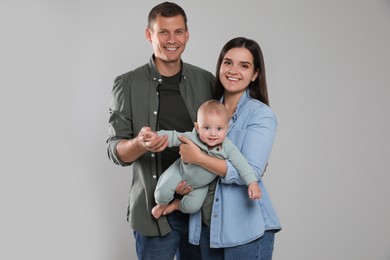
[138, 127, 168, 152]
[175, 180, 193, 195]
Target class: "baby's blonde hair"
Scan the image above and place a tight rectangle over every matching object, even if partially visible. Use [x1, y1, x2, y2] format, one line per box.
[197, 100, 228, 123]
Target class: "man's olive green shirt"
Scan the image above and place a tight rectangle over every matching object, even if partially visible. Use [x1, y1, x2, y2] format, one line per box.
[107, 57, 214, 236]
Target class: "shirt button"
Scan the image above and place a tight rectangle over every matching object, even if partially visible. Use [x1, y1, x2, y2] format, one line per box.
[151, 154, 155, 158]
[153, 111, 157, 115]
[153, 175, 157, 179]
[213, 214, 218, 218]
[215, 198, 219, 202]
[158, 79, 162, 82]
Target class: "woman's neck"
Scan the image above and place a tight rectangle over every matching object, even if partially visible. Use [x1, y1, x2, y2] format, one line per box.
[224, 92, 243, 120]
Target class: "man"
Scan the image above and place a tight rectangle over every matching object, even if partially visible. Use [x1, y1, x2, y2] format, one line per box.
[107, 2, 214, 259]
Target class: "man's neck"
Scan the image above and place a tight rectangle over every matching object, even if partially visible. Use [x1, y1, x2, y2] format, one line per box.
[154, 58, 181, 77]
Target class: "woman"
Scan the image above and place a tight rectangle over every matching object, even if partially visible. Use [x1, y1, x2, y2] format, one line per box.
[178, 37, 281, 259]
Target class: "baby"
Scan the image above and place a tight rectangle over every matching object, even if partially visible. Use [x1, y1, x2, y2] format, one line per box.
[143, 100, 261, 219]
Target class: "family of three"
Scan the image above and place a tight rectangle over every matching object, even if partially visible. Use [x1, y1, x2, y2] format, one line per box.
[107, 2, 281, 259]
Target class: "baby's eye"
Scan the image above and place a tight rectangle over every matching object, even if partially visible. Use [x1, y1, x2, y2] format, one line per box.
[217, 127, 223, 131]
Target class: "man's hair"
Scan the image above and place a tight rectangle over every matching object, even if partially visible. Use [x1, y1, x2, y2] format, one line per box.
[148, 2, 188, 30]
[198, 100, 229, 123]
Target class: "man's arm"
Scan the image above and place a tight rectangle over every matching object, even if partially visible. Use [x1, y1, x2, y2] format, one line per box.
[117, 127, 169, 163]
[115, 138, 147, 163]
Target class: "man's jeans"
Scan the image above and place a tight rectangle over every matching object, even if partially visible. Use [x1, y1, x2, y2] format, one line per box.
[134, 211, 201, 260]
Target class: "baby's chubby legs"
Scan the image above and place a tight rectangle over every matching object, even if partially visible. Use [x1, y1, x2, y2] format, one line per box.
[152, 160, 183, 219]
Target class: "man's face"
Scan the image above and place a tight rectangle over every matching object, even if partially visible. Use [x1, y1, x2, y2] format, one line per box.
[146, 15, 189, 64]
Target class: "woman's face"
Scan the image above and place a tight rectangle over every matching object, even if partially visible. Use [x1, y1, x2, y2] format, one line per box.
[219, 47, 258, 96]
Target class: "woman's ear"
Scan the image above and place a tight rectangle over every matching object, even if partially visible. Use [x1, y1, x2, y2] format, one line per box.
[252, 69, 259, 82]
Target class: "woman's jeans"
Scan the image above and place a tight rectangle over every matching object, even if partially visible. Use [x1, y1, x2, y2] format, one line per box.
[199, 224, 275, 260]
[133, 211, 201, 260]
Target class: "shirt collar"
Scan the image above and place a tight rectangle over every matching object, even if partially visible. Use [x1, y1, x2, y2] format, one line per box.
[148, 55, 185, 84]
[235, 89, 250, 114]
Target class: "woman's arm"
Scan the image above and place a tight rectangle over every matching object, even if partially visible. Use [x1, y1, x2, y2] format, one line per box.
[223, 107, 277, 184]
[178, 135, 227, 177]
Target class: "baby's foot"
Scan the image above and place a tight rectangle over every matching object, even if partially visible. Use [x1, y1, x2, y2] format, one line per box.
[151, 204, 169, 219]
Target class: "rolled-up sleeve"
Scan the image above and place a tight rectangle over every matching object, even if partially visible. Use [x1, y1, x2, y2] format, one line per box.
[107, 75, 133, 166]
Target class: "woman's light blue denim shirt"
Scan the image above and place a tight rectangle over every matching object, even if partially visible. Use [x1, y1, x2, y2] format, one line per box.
[189, 90, 281, 248]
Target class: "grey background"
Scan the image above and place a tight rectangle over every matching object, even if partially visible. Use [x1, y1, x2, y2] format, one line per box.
[1, 0, 389, 259]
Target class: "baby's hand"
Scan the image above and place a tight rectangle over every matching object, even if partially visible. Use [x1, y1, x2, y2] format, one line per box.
[142, 131, 158, 142]
[248, 182, 262, 200]
[138, 127, 167, 152]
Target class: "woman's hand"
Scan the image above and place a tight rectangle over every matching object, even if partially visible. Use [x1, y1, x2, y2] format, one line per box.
[179, 135, 227, 177]
[178, 135, 203, 164]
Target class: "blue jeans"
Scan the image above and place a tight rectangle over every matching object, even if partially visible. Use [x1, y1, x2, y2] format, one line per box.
[199, 224, 275, 260]
[224, 230, 275, 260]
[133, 211, 201, 260]
[199, 224, 224, 260]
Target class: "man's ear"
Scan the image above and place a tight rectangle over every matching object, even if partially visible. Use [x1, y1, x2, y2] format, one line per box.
[145, 28, 152, 43]
[185, 30, 189, 43]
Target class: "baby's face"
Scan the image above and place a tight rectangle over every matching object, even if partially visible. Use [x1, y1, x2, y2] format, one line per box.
[196, 113, 228, 148]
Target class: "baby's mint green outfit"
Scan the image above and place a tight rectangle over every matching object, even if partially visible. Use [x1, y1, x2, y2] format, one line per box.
[155, 128, 257, 213]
